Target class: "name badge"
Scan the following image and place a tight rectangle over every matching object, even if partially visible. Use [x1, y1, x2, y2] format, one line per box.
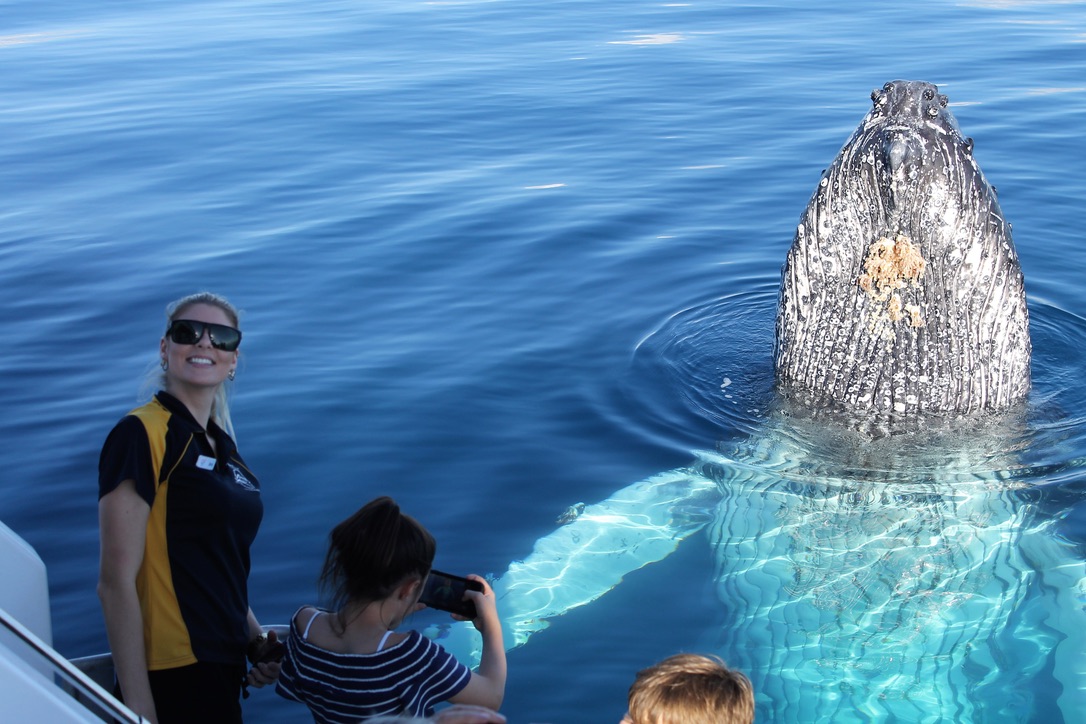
[196, 455, 216, 470]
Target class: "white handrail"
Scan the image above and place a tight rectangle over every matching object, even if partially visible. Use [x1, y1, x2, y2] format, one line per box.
[0, 606, 143, 723]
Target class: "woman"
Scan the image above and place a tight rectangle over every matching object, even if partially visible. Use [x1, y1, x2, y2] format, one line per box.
[97, 292, 278, 724]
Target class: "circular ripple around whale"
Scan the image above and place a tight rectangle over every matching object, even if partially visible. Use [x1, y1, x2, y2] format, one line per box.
[631, 288, 1086, 488]
[628, 280, 779, 441]
[1009, 299, 1086, 488]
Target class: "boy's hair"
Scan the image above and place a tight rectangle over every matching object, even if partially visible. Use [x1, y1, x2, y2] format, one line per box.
[626, 653, 754, 724]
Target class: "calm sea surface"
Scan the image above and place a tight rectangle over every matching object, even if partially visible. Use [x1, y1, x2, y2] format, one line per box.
[3, 1, 1086, 722]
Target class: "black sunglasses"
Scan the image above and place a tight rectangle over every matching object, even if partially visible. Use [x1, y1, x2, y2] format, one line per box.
[165, 319, 242, 351]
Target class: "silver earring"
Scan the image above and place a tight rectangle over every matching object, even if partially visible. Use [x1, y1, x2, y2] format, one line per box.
[161, 359, 168, 371]
[228, 369, 236, 381]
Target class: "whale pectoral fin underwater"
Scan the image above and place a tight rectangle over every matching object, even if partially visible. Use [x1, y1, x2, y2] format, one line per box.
[430, 466, 722, 663]
[494, 468, 721, 646]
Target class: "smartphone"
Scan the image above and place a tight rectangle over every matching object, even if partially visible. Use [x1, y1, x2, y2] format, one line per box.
[420, 570, 484, 619]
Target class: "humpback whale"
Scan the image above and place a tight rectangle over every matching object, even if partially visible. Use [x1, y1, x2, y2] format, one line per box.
[432, 81, 1085, 721]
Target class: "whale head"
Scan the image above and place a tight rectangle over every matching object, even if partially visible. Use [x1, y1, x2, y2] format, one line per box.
[774, 80, 1030, 424]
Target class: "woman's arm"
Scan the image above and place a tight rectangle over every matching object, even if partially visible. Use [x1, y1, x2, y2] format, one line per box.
[244, 607, 282, 688]
[246, 607, 263, 642]
[98, 479, 157, 724]
[449, 576, 506, 711]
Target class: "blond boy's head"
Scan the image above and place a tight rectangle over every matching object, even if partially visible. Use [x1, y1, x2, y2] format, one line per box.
[622, 653, 754, 724]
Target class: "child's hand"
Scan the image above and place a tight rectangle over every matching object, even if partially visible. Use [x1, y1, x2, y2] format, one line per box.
[457, 574, 498, 632]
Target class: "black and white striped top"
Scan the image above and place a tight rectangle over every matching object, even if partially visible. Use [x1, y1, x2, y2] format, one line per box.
[276, 609, 472, 722]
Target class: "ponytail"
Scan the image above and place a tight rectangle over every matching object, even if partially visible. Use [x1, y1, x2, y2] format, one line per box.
[319, 496, 436, 615]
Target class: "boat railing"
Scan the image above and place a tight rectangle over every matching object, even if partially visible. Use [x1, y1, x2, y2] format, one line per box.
[0, 606, 142, 723]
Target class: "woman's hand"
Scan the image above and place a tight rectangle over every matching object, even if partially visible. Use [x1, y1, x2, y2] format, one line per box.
[244, 612, 282, 686]
[246, 659, 282, 688]
[245, 628, 283, 687]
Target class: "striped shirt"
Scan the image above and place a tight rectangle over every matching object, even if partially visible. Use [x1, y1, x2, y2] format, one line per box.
[276, 610, 471, 722]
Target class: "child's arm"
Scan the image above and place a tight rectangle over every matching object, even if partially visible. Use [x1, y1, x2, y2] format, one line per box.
[449, 575, 506, 711]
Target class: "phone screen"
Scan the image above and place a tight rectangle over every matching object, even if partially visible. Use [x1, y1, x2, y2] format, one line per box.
[420, 570, 482, 619]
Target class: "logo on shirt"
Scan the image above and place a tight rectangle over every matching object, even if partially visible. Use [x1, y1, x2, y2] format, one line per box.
[226, 462, 258, 492]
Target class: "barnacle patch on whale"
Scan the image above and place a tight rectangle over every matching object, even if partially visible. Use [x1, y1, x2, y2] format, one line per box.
[858, 234, 927, 332]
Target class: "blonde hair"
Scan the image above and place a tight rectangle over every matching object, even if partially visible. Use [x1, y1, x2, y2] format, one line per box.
[627, 653, 754, 724]
[151, 291, 242, 439]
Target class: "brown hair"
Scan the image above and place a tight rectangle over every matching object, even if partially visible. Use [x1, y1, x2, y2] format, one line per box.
[319, 496, 436, 629]
[626, 653, 754, 724]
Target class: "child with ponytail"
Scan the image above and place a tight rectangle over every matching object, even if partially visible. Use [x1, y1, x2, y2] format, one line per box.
[276, 497, 506, 722]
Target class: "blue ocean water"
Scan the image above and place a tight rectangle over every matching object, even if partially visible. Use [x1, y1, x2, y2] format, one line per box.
[2, 0, 1086, 721]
